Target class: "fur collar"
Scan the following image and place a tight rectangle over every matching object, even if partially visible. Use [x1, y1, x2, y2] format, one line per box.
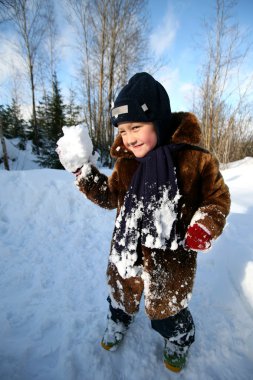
[110, 112, 202, 159]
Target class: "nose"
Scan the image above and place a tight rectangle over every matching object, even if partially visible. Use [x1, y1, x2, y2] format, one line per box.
[126, 132, 137, 147]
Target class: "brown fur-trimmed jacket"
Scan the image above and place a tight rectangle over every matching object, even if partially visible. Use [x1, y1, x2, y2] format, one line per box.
[76, 112, 231, 319]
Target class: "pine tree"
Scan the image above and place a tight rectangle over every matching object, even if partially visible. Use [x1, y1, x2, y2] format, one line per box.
[36, 73, 66, 168]
[65, 88, 82, 127]
[0, 105, 8, 135]
[0, 99, 27, 149]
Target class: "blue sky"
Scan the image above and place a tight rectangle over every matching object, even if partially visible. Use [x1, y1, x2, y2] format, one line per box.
[0, 0, 252, 115]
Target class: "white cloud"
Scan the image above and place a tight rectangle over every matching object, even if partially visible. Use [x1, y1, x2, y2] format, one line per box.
[153, 67, 185, 110]
[0, 37, 26, 85]
[0, 36, 31, 107]
[179, 82, 196, 100]
[155, 66, 180, 94]
[149, 5, 179, 57]
[180, 82, 195, 93]
[152, 66, 197, 111]
[20, 104, 33, 121]
[0, 20, 78, 110]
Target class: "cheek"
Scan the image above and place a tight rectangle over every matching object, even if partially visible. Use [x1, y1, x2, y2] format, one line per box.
[146, 132, 157, 147]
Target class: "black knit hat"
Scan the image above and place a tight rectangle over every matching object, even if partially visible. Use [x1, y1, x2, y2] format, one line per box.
[111, 72, 172, 145]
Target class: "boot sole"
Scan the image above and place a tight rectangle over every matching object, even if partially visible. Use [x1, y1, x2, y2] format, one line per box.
[164, 360, 182, 373]
[101, 340, 119, 351]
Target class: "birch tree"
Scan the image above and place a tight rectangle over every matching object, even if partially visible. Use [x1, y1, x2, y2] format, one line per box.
[67, 0, 148, 165]
[4, 0, 52, 154]
[194, 0, 253, 163]
[0, 0, 14, 23]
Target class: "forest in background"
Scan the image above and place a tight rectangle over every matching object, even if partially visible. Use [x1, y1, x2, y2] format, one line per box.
[0, 0, 253, 170]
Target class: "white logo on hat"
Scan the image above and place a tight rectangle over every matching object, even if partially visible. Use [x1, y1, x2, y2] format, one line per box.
[112, 105, 128, 118]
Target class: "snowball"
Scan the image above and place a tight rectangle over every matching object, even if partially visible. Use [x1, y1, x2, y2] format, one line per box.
[56, 125, 93, 172]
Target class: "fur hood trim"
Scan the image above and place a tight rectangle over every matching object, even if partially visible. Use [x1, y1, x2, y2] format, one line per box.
[110, 112, 202, 159]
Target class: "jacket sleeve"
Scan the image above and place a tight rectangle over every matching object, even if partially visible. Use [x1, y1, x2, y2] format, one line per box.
[75, 161, 121, 210]
[191, 154, 231, 238]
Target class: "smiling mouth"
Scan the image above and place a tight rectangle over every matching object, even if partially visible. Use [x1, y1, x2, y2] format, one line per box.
[132, 144, 144, 149]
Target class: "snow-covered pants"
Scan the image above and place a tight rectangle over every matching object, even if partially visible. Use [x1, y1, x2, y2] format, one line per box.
[151, 307, 195, 349]
[107, 246, 197, 319]
[107, 297, 195, 350]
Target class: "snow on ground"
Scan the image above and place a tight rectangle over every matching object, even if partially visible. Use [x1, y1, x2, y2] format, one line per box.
[0, 158, 253, 380]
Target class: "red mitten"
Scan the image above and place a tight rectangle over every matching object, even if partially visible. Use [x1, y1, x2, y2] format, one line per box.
[185, 223, 212, 251]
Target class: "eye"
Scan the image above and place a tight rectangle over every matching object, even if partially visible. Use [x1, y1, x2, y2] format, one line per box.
[132, 125, 140, 131]
[119, 130, 126, 135]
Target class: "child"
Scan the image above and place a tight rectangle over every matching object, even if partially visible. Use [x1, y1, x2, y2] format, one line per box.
[58, 72, 230, 372]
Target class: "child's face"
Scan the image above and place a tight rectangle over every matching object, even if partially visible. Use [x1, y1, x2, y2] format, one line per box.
[118, 122, 157, 158]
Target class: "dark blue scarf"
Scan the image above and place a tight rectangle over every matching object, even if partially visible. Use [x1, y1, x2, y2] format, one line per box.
[110, 144, 183, 278]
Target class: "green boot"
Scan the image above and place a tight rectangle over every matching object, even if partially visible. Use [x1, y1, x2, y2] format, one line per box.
[101, 319, 127, 352]
[163, 339, 188, 372]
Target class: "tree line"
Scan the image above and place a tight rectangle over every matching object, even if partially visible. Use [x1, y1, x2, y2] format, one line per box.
[0, 0, 149, 169]
[0, 0, 252, 170]
[0, 73, 81, 168]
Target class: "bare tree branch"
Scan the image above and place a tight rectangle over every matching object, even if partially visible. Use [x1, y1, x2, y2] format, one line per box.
[2, 0, 53, 153]
[66, 0, 149, 165]
[194, 0, 253, 163]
